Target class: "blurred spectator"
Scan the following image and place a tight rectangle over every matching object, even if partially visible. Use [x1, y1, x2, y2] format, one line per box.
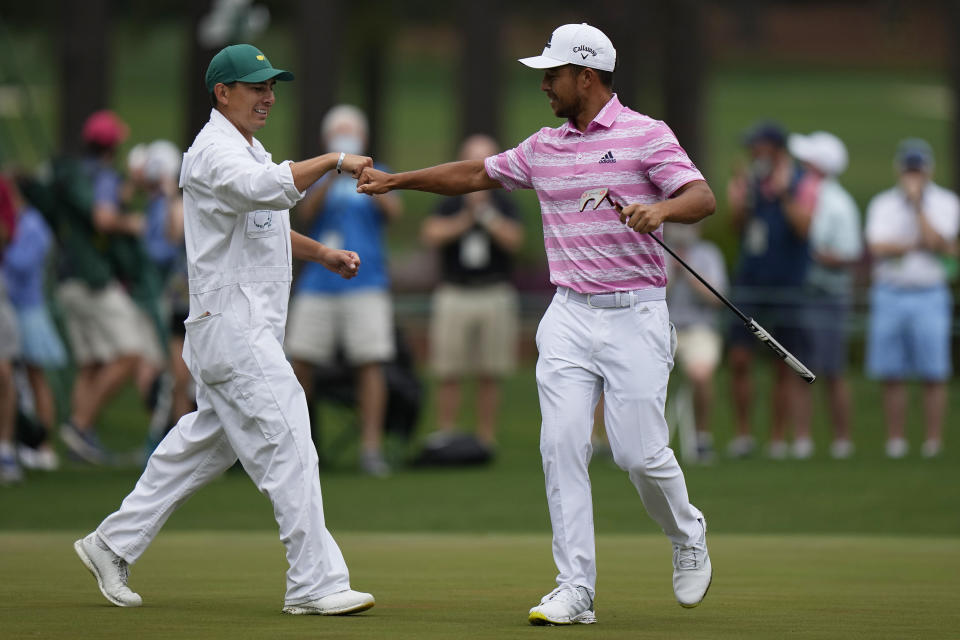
[2, 179, 67, 471]
[664, 223, 727, 464]
[0, 176, 22, 483]
[726, 121, 812, 459]
[865, 139, 958, 459]
[19, 110, 154, 464]
[419, 134, 524, 459]
[285, 105, 402, 476]
[134, 140, 193, 451]
[788, 131, 862, 459]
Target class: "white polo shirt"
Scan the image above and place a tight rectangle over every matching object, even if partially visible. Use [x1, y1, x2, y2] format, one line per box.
[865, 182, 959, 288]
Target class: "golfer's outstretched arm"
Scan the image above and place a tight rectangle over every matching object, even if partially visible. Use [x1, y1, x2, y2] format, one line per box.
[357, 160, 501, 196]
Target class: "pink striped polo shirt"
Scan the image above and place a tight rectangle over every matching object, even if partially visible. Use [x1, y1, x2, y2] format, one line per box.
[484, 94, 704, 294]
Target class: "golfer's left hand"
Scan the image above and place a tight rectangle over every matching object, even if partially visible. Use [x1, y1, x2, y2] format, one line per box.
[618, 202, 667, 234]
[323, 249, 361, 279]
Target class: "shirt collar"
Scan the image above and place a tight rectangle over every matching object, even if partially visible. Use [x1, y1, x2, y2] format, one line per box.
[208, 108, 265, 153]
[561, 93, 623, 136]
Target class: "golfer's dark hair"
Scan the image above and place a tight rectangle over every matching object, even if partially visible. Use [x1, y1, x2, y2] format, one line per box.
[572, 64, 614, 89]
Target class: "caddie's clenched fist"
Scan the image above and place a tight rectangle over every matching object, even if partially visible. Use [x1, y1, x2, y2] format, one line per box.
[322, 248, 361, 280]
[356, 167, 393, 195]
[339, 154, 374, 179]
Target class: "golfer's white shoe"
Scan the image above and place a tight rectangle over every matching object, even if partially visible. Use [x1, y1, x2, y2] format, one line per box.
[74, 533, 142, 607]
[528, 585, 596, 625]
[673, 518, 712, 608]
[282, 589, 375, 615]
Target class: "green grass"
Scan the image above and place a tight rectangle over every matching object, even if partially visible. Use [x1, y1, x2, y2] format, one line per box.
[2, 532, 957, 639]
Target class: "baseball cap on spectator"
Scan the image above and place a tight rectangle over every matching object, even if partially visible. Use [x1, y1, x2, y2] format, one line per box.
[895, 138, 934, 171]
[519, 23, 616, 72]
[788, 131, 848, 176]
[205, 44, 294, 93]
[82, 110, 129, 149]
[742, 120, 787, 148]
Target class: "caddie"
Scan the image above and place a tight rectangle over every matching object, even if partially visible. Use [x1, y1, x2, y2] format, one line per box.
[358, 23, 715, 625]
[73, 44, 376, 617]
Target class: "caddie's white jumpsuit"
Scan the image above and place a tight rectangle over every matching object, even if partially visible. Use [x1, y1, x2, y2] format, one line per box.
[96, 108, 351, 606]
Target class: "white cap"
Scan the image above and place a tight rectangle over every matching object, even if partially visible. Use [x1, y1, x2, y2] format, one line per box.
[519, 23, 616, 72]
[788, 131, 848, 176]
[144, 139, 182, 182]
[127, 143, 149, 174]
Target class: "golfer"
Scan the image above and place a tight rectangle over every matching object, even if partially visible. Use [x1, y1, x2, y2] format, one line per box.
[359, 23, 714, 624]
[74, 44, 376, 616]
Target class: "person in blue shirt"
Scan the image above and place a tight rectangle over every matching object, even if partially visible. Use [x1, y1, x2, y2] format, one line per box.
[285, 105, 402, 476]
[725, 121, 812, 459]
[2, 182, 68, 471]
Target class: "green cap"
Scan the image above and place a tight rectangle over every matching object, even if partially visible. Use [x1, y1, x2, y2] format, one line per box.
[204, 44, 294, 93]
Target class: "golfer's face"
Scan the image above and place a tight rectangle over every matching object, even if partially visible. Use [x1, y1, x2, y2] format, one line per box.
[223, 80, 276, 136]
[541, 66, 579, 119]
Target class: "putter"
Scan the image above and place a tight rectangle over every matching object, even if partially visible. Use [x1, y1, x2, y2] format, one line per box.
[578, 188, 816, 384]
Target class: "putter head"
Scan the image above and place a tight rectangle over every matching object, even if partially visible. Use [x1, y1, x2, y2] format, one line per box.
[579, 188, 610, 212]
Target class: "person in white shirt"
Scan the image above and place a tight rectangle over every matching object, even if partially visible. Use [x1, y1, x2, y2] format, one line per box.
[865, 139, 958, 459]
[72, 44, 377, 616]
[787, 131, 862, 459]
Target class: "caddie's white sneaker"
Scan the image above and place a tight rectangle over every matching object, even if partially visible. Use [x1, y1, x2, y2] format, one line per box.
[528, 585, 596, 625]
[791, 438, 814, 460]
[673, 518, 712, 608]
[282, 589, 375, 615]
[74, 533, 142, 607]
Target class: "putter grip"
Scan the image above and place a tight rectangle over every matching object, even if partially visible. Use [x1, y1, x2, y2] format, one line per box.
[745, 319, 816, 384]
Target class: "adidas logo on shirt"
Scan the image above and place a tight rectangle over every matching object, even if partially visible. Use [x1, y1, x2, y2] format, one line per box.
[599, 151, 616, 164]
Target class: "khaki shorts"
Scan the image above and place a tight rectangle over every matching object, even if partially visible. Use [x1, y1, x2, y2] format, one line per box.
[675, 325, 722, 373]
[57, 280, 155, 365]
[286, 290, 395, 365]
[430, 283, 519, 378]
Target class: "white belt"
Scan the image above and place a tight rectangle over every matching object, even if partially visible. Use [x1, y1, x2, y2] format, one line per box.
[558, 286, 665, 309]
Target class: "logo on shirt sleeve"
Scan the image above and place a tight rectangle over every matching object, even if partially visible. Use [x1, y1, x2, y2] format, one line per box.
[599, 151, 617, 164]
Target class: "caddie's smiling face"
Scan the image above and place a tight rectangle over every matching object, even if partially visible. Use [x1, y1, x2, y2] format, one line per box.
[216, 79, 276, 142]
[541, 65, 583, 121]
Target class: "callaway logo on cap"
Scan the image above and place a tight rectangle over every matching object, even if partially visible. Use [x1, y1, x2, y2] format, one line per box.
[519, 23, 616, 72]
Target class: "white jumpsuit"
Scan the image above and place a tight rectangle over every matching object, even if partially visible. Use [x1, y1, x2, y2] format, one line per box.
[96, 108, 351, 606]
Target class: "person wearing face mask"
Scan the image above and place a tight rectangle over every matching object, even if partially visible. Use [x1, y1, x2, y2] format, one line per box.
[865, 139, 958, 459]
[285, 105, 402, 477]
[725, 121, 812, 460]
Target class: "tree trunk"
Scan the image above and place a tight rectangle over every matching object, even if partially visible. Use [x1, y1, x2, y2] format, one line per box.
[458, 0, 500, 142]
[297, 0, 342, 160]
[57, 0, 110, 153]
[185, 0, 217, 146]
[661, 0, 707, 170]
[949, 0, 960, 191]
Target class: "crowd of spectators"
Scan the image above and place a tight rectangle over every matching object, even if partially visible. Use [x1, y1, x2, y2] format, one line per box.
[0, 111, 955, 485]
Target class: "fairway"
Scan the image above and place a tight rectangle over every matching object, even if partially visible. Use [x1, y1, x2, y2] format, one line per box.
[1, 532, 957, 639]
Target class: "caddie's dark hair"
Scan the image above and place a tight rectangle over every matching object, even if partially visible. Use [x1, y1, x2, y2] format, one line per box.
[572, 64, 614, 89]
[210, 82, 238, 107]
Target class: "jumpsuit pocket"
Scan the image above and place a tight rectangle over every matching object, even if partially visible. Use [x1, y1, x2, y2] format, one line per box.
[246, 210, 279, 238]
[184, 312, 236, 385]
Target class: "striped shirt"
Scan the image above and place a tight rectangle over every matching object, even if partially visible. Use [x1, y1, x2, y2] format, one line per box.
[485, 94, 704, 293]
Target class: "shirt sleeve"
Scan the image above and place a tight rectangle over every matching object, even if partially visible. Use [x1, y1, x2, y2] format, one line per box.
[930, 189, 960, 239]
[92, 170, 120, 208]
[201, 144, 304, 214]
[484, 131, 539, 192]
[640, 121, 705, 198]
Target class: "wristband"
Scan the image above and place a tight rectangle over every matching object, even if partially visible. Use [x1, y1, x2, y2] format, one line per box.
[336, 152, 345, 174]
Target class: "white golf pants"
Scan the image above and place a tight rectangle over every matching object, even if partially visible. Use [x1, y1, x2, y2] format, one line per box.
[535, 289, 704, 595]
[96, 315, 351, 606]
